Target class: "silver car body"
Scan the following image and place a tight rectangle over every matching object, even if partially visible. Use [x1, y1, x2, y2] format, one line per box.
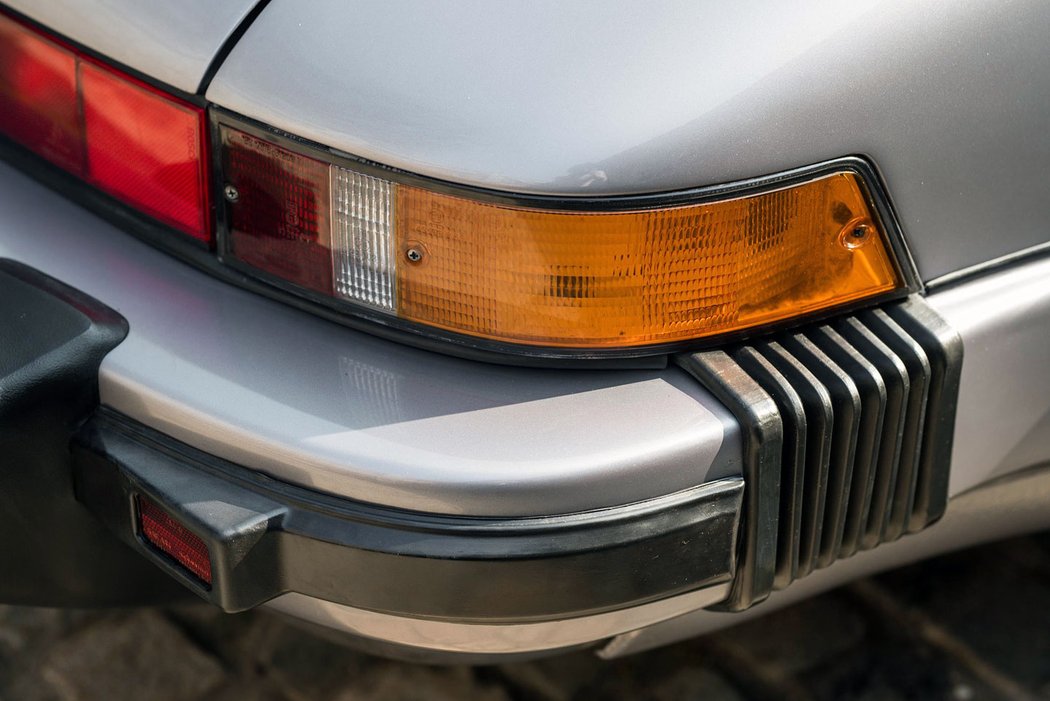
[3, 0, 1050, 657]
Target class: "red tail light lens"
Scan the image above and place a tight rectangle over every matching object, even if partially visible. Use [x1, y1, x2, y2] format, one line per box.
[81, 62, 209, 239]
[0, 12, 211, 243]
[222, 128, 333, 293]
[0, 16, 82, 174]
[137, 495, 212, 586]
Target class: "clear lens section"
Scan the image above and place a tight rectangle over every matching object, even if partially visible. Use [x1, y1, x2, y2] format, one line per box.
[331, 166, 396, 312]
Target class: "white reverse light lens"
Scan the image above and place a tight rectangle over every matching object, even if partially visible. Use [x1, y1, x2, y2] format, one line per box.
[331, 166, 396, 312]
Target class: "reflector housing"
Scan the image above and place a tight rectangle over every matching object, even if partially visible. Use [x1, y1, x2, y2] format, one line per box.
[220, 119, 910, 354]
[0, 11, 211, 242]
[137, 495, 212, 586]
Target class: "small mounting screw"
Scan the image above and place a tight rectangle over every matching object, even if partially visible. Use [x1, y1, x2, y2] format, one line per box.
[405, 248, 424, 263]
[841, 221, 872, 250]
[223, 184, 240, 203]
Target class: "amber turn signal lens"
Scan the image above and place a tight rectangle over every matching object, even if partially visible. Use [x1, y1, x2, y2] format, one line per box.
[395, 172, 902, 347]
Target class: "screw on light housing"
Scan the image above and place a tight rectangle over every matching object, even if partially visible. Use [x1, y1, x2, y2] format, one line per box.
[223, 184, 239, 203]
[840, 220, 873, 249]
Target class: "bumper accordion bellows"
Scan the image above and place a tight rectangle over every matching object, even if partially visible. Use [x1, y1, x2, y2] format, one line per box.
[676, 296, 962, 611]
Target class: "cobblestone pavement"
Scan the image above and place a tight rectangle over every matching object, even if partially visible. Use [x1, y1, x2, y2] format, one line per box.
[4, 533, 1050, 701]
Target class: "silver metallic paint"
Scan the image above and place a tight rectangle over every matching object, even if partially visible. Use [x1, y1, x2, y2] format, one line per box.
[4, 0, 260, 92]
[0, 161, 740, 516]
[927, 254, 1050, 495]
[207, 0, 1050, 280]
[4, 146, 1050, 654]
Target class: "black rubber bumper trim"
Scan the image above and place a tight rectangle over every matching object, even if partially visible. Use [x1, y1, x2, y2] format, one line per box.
[72, 410, 743, 621]
[0, 259, 189, 605]
[674, 294, 961, 611]
[674, 352, 781, 611]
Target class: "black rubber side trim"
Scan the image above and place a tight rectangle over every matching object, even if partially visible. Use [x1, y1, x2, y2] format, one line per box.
[809, 326, 887, 559]
[676, 351, 781, 611]
[757, 341, 833, 580]
[836, 316, 909, 549]
[732, 347, 804, 589]
[859, 309, 931, 541]
[780, 334, 861, 569]
[0, 259, 188, 606]
[72, 410, 743, 620]
[887, 300, 963, 530]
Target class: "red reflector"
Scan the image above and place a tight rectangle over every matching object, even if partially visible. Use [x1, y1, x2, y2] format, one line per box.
[81, 62, 210, 241]
[137, 495, 212, 585]
[0, 15, 83, 174]
[222, 127, 334, 294]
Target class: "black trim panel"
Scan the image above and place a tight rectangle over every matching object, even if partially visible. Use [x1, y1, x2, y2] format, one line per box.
[732, 347, 804, 590]
[0, 259, 188, 606]
[72, 410, 743, 621]
[675, 352, 781, 611]
[886, 301, 963, 531]
[757, 341, 833, 579]
[675, 294, 961, 611]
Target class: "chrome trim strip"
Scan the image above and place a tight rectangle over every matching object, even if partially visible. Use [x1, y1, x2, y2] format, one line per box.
[265, 583, 731, 655]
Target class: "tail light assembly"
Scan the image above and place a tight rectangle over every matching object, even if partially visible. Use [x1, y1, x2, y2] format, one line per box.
[0, 9, 918, 363]
[217, 115, 917, 358]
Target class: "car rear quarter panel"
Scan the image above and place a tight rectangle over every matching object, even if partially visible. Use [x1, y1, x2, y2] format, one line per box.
[207, 0, 1050, 280]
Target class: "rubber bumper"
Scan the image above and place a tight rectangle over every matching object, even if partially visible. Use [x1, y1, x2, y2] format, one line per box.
[72, 409, 743, 620]
[0, 259, 186, 605]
